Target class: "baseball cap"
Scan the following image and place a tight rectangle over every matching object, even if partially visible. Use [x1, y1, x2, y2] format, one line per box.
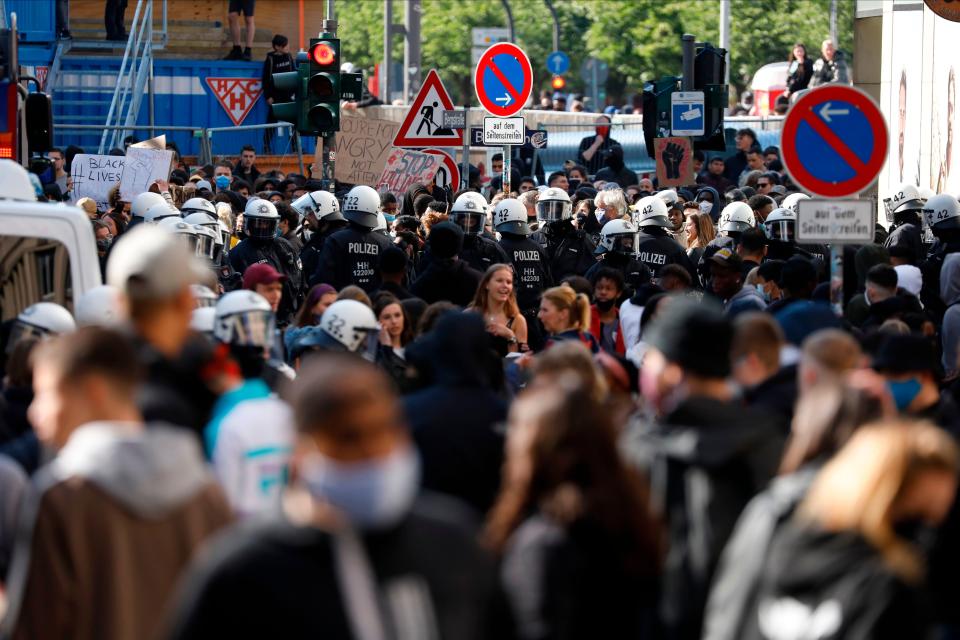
[709, 247, 743, 271]
[107, 224, 210, 301]
[242, 263, 287, 290]
[195, 179, 213, 192]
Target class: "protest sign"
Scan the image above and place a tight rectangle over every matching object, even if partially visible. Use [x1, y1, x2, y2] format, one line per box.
[131, 134, 167, 150]
[120, 147, 174, 201]
[334, 116, 401, 186]
[375, 148, 442, 197]
[70, 154, 125, 213]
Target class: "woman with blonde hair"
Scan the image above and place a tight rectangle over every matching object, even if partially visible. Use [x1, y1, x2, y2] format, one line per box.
[538, 284, 599, 353]
[684, 210, 716, 266]
[746, 420, 958, 639]
[468, 264, 528, 355]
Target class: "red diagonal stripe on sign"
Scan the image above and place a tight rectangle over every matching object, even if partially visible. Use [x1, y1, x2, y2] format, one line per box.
[484, 57, 521, 105]
[800, 107, 868, 174]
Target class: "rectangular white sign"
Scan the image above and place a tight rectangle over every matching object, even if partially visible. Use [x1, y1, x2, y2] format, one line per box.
[670, 91, 705, 137]
[70, 154, 125, 213]
[471, 27, 510, 47]
[797, 199, 874, 244]
[483, 117, 524, 145]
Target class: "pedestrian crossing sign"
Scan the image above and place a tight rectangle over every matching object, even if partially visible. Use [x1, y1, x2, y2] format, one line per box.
[393, 69, 464, 148]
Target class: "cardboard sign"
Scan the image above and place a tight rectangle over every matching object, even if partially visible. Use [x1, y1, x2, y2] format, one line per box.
[131, 134, 166, 150]
[334, 116, 401, 186]
[70, 154, 125, 213]
[120, 147, 174, 202]
[654, 137, 694, 188]
[375, 148, 442, 198]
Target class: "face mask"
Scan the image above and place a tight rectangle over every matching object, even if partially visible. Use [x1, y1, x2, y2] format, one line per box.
[755, 284, 770, 302]
[698, 201, 712, 215]
[887, 378, 923, 411]
[215, 175, 230, 190]
[596, 126, 610, 138]
[595, 298, 616, 312]
[96, 237, 113, 253]
[595, 208, 606, 222]
[300, 444, 421, 530]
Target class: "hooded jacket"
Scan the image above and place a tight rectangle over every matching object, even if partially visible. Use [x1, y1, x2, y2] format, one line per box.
[2, 422, 232, 640]
[941, 254, 960, 378]
[403, 314, 508, 515]
[622, 396, 784, 640]
[743, 524, 924, 640]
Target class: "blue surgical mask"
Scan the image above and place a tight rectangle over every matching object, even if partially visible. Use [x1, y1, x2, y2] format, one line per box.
[300, 444, 420, 530]
[595, 207, 606, 222]
[215, 175, 231, 190]
[887, 378, 923, 411]
[755, 283, 770, 303]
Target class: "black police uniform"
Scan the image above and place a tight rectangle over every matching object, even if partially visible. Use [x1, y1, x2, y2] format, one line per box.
[530, 220, 597, 280]
[921, 239, 960, 321]
[301, 221, 348, 287]
[312, 223, 393, 293]
[460, 233, 509, 273]
[500, 232, 553, 351]
[635, 227, 696, 280]
[228, 236, 303, 324]
[584, 254, 652, 300]
[884, 220, 924, 264]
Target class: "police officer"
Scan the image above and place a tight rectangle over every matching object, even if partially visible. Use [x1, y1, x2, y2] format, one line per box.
[449, 191, 508, 272]
[585, 218, 652, 300]
[292, 190, 347, 286]
[495, 198, 552, 351]
[530, 187, 596, 279]
[920, 193, 960, 320]
[883, 183, 926, 264]
[312, 185, 392, 293]
[633, 195, 695, 280]
[228, 197, 303, 325]
[182, 198, 241, 292]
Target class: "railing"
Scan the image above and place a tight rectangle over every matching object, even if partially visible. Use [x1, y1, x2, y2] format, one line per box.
[99, 0, 154, 153]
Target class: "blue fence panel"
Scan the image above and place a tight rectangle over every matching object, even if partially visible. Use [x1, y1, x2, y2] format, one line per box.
[7, 0, 56, 43]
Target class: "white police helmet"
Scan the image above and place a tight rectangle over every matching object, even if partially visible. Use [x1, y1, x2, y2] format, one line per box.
[781, 192, 810, 214]
[0, 160, 37, 201]
[180, 197, 217, 219]
[451, 192, 487, 235]
[374, 211, 388, 235]
[192, 223, 219, 260]
[493, 198, 530, 235]
[130, 191, 168, 220]
[319, 299, 380, 356]
[292, 190, 344, 222]
[243, 198, 280, 240]
[342, 185, 381, 228]
[7, 301, 76, 353]
[719, 201, 756, 234]
[536, 187, 572, 222]
[764, 207, 796, 242]
[75, 285, 126, 327]
[190, 306, 217, 337]
[213, 290, 275, 348]
[158, 216, 201, 255]
[922, 194, 960, 231]
[657, 189, 680, 207]
[190, 284, 218, 308]
[633, 195, 670, 228]
[143, 202, 181, 224]
[596, 218, 639, 256]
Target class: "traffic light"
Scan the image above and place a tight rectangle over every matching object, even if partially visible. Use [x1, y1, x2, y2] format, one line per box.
[307, 36, 340, 134]
[693, 43, 728, 152]
[642, 76, 679, 159]
[551, 75, 566, 91]
[270, 64, 307, 132]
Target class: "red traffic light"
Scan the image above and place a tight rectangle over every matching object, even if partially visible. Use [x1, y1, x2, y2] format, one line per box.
[551, 75, 566, 90]
[311, 42, 336, 66]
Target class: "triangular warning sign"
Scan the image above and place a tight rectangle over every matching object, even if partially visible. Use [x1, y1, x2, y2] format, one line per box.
[205, 77, 263, 126]
[393, 70, 463, 148]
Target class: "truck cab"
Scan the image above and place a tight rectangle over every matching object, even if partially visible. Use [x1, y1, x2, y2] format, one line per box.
[0, 160, 100, 326]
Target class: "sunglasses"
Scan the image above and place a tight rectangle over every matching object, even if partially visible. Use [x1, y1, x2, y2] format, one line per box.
[758, 182, 771, 188]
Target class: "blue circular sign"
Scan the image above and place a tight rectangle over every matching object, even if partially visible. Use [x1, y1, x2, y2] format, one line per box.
[547, 51, 569, 75]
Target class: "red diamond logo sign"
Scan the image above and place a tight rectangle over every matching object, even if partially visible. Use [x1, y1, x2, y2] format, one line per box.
[205, 77, 263, 126]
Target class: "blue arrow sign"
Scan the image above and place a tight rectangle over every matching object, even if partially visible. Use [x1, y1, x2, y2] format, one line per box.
[547, 50, 569, 75]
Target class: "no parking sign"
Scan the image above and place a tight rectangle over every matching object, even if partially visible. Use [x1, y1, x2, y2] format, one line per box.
[473, 43, 533, 117]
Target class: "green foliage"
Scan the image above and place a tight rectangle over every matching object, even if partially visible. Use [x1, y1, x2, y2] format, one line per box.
[337, 0, 854, 105]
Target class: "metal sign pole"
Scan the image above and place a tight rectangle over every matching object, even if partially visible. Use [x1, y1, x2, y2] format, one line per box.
[502, 144, 511, 194]
[830, 244, 843, 316]
[461, 103, 470, 189]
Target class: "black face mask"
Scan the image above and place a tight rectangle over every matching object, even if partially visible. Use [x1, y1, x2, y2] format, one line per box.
[96, 237, 113, 253]
[595, 298, 616, 312]
[230, 345, 266, 379]
[605, 251, 629, 266]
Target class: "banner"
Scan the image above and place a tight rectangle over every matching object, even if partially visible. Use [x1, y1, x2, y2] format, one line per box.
[70, 154, 125, 213]
[375, 148, 442, 197]
[120, 147, 174, 201]
[334, 115, 401, 186]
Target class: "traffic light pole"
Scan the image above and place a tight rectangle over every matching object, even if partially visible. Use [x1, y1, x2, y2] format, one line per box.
[681, 34, 695, 92]
[322, 0, 337, 192]
[461, 103, 470, 189]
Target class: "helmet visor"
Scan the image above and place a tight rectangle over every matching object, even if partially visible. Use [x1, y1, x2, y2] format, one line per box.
[216, 310, 275, 348]
[452, 211, 485, 235]
[5, 321, 51, 355]
[609, 233, 637, 255]
[245, 216, 279, 240]
[765, 220, 794, 241]
[195, 232, 216, 259]
[537, 200, 571, 222]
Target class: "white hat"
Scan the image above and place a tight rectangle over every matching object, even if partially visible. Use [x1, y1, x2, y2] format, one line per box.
[894, 264, 922, 298]
[106, 224, 209, 301]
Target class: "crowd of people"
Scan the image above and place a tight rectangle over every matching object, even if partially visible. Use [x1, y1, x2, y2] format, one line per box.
[3, 122, 960, 640]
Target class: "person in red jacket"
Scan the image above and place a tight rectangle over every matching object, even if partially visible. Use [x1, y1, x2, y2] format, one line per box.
[589, 267, 626, 355]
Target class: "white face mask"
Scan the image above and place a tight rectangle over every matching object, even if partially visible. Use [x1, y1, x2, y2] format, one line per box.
[595, 207, 606, 222]
[299, 444, 421, 530]
[699, 201, 713, 215]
